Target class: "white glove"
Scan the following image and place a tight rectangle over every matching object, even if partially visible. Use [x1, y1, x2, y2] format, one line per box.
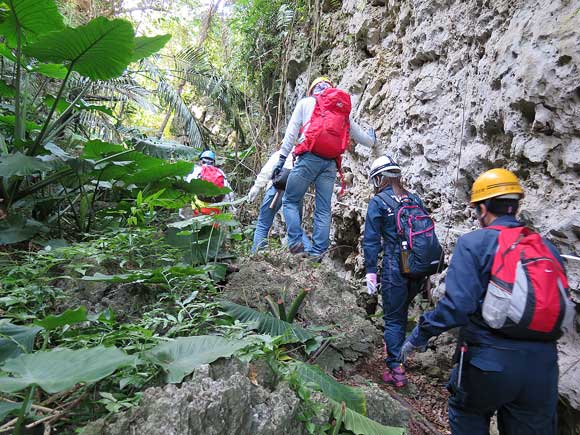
[247, 186, 260, 202]
[366, 273, 377, 295]
[400, 336, 428, 363]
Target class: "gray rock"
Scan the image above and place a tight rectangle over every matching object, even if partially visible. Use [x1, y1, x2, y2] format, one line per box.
[361, 384, 410, 428]
[81, 359, 307, 435]
[223, 254, 382, 372]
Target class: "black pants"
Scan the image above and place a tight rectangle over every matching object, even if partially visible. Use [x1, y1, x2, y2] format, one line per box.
[447, 344, 558, 435]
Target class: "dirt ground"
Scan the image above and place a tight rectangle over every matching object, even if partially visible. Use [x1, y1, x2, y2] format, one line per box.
[337, 343, 452, 435]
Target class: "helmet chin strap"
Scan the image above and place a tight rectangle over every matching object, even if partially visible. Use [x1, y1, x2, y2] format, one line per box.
[373, 175, 389, 192]
[475, 203, 489, 227]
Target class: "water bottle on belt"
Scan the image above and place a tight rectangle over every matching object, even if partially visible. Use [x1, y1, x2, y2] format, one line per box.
[400, 240, 411, 275]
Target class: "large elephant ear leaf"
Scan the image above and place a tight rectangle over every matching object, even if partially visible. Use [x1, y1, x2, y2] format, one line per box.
[23, 17, 135, 81]
[145, 336, 249, 383]
[0, 346, 136, 394]
[0, 321, 42, 363]
[131, 34, 171, 62]
[0, 152, 51, 176]
[0, 0, 64, 47]
[292, 362, 366, 414]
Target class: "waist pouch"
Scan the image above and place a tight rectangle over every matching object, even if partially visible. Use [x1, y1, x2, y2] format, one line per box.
[272, 168, 291, 190]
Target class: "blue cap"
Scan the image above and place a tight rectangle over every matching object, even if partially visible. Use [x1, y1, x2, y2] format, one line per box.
[199, 149, 215, 162]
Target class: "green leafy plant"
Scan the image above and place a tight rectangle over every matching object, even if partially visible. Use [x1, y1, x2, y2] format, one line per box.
[166, 212, 238, 266]
[0, 321, 42, 361]
[330, 402, 405, 435]
[0, 346, 136, 394]
[145, 335, 250, 383]
[289, 362, 405, 435]
[0, 304, 135, 434]
[220, 300, 315, 343]
[0, 0, 172, 239]
[292, 362, 366, 415]
[265, 288, 310, 323]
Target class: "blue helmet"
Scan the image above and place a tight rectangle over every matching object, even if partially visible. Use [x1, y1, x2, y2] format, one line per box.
[199, 149, 216, 163]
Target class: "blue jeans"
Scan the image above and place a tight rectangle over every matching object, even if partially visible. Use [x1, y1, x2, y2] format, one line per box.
[251, 186, 312, 253]
[282, 153, 336, 256]
[381, 255, 424, 369]
[447, 344, 558, 434]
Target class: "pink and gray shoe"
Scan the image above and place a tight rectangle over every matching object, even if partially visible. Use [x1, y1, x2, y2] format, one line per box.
[382, 365, 407, 388]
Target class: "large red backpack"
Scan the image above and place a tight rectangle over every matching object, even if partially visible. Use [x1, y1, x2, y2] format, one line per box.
[294, 88, 352, 160]
[482, 226, 574, 341]
[197, 165, 225, 203]
[199, 165, 225, 188]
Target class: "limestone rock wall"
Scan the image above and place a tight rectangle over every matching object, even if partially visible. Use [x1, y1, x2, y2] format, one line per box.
[285, 0, 579, 272]
[281, 0, 580, 417]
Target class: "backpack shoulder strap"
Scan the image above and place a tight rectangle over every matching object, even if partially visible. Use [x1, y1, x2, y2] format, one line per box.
[376, 190, 400, 210]
[487, 225, 530, 251]
[300, 96, 320, 134]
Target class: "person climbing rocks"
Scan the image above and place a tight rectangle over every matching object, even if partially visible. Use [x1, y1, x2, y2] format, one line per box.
[247, 148, 312, 253]
[273, 76, 376, 259]
[401, 168, 575, 434]
[363, 155, 440, 388]
[179, 149, 234, 218]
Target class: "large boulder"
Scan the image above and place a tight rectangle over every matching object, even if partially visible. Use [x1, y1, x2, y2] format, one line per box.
[82, 359, 308, 435]
[222, 254, 382, 372]
[82, 356, 419, 435]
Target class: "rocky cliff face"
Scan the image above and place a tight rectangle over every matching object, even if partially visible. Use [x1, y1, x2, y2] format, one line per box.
[281, 0, 580, 423]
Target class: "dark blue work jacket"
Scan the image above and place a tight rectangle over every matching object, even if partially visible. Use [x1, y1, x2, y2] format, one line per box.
[363, 186, 424, 274]
[410, 215, 565, 351]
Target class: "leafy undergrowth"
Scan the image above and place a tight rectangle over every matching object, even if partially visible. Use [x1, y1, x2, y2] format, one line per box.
[0, 227, 408, 435]
[0, 226, 239, 433]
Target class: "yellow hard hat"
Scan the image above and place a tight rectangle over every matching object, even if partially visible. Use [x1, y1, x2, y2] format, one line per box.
[308, 76, 333, 96]
[470, 168, 524, 204]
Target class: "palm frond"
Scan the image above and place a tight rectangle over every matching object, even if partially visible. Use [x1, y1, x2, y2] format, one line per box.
[78, 109, 121, 143]
[157, 80, 206, 149]
[220, 300, 315, 343]
[141, 59, 208, 150]
[175, 46, 211, 74]
[133, 137, 200, 160]
[90, 76, 156, 113]
[172, 45, 246, 144]
[277, 4, 295, 31]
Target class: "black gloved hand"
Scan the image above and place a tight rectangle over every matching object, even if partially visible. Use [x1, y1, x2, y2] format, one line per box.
[271, 155, 286, 180]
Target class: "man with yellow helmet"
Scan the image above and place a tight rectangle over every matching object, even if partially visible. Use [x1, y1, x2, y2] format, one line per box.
[400, 168, 571, 434]
[272, 75, 376, 259]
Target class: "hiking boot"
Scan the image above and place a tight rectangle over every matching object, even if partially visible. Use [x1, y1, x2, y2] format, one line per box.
[382, 365, 407, 388]
[289, 243, 304, 254]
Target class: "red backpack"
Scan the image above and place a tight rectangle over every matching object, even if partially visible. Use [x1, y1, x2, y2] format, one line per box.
[199, 165, 225, 188]
[198, 165, 225, 202]
[482, 226, 574, 341]
[294, 88, 352, 160]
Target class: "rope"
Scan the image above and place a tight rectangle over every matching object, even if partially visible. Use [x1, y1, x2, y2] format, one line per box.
[562, 254, 580, 262]
[436, 62, 472, 273]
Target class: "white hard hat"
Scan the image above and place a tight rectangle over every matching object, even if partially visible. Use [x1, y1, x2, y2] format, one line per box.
[369, 155, 401, 180]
